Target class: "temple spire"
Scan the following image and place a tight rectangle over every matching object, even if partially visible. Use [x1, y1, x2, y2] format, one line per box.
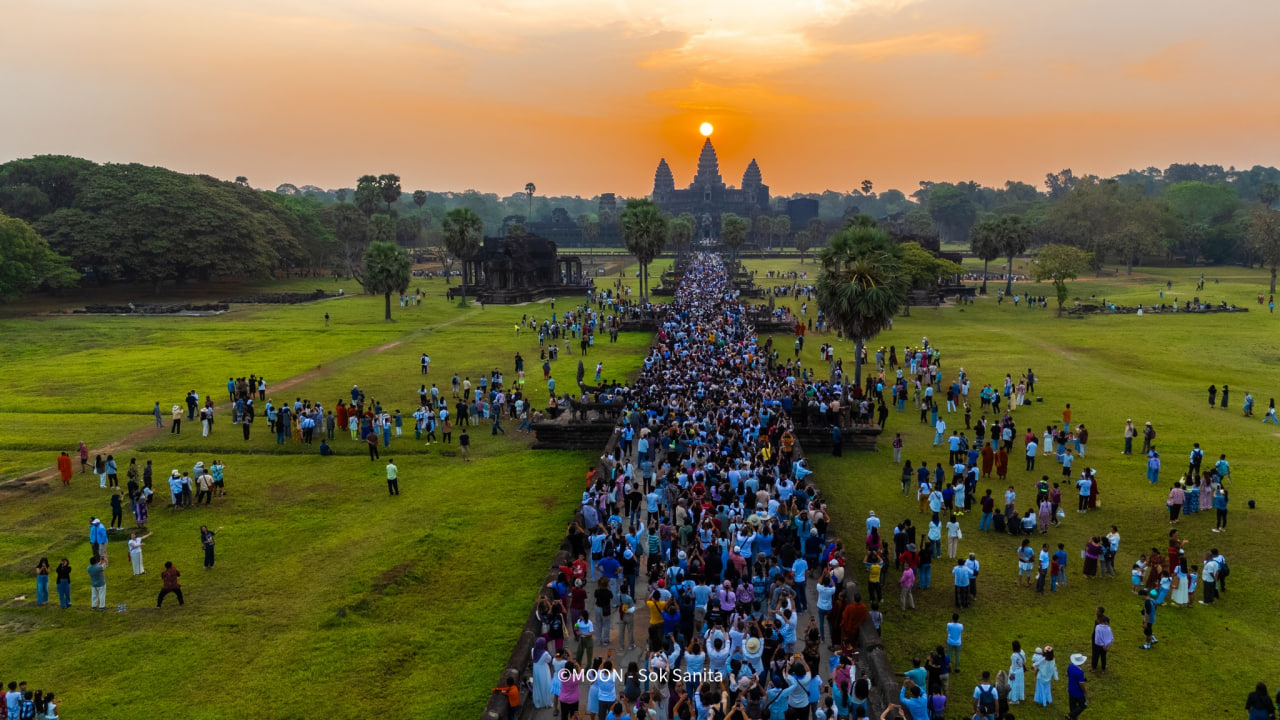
[692, 138, 722, 188]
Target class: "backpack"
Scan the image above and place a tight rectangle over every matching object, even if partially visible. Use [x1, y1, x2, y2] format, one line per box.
[19, 700, 35, 720]
[977, 683, 997, 712]
[1217, 556, 1229, 579]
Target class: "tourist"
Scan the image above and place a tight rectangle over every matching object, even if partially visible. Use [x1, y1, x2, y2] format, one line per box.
[1032, 646, 1057, 706]
[34, 557, 50, 606]
[157, 561, 184, 607]
[55, 558, 72, 608]
[88, 518, 108, 562]
[1140, 589, 1159, 648]
[1008, 640, 1027, 704]
[386, 459, 399, 496]
[201, 525, 222, 569]
[1245, 682, 1276, 720]
[128, 532, 152, 575]
[87, 555, 107, 610]
[1066, 653, 1088, 719]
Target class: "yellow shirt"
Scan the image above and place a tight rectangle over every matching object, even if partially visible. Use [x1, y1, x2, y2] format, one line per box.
[646, 599, 666, 625]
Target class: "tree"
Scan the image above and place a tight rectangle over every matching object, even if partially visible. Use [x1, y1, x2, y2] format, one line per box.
[354, 175, 380, 218]
[667, 216, 694, 256]
[754, 215, 772, 250]
[0, 211, 78, 301]
[412, 190, 427, 211]
[1248, 207, 1280, 294]
[619, 198, 667, 302]
[816, 224, 908, 388]
[234, 176, 250, 187]
[1260, 182, 1280, 208]
[899, 242, 962, 290]
[442, 208, 483, 305]
[968, 217, 1003, 294]
[794, 230, 812, 263]
[395, 215, 422, 247]
[335, 189, 348, 204]
[524, 182, 536, 220]
[1044, 169, 1078, 199]
[994, 215, 1031, 294]
[861, 179, 874, 196]
[362, 241, 411, 321]
[720, 212, 749, 260]
[927, 184, 977, 246]
[1163, 181, 1239, 264]
[378, 174, 402, 215]
[1031, 244, 1092, 316]
[367, 214, 395, 247]
[773, 214, 791, 249]
[323, 203, 368, 278]
[576, 213, 599, 252]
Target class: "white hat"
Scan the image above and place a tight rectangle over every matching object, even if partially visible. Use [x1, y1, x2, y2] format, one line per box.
[868, 510, 876, 517]
[744, 637, 762, 654]
[1070, 653, 1087, 667]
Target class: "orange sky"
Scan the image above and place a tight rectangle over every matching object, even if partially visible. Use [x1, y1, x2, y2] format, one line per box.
[2, 0, 1279, 198]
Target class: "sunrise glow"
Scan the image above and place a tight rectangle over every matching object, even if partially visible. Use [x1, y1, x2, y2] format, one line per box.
[700, 122, 714, 137]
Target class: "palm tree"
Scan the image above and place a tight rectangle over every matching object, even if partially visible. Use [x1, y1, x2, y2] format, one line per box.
[620, 198, 668, 302]
[794, 230, 812, 264]
[524, 182, 536, 220]
[362, 241, 412, 320]
[773, 214, 791, 249]
[412, 190, 427, 212]
[969, 217, 1003, 294]
[720, 213, 749, 261]
[377, 174, 402, 215]
[668, 217, 694, 257]
[442, 207, 483, 305]
[754, 215, 773, 251]
[817, 225, 908, 389]
[994, 215, 1031, 295]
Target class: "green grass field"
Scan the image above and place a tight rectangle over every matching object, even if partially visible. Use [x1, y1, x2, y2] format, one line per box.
[0, 274, 650, 720]
[2, 260, 1277, 719]
[749, 260, 1280, 719]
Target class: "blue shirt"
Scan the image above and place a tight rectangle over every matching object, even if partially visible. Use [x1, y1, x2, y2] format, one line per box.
[946, 621, 964, 646]
[1067, 662, 1086, 698]
[792, 558, 809, 584]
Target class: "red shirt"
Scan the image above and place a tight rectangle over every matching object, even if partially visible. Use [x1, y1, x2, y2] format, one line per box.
[162, 567, 181, 590]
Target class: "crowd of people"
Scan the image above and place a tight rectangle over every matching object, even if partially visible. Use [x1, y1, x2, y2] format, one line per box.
[519, 254, 896, 720]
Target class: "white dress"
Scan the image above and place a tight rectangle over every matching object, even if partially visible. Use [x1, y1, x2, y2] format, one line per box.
[1008, 650, 1026, 702]
[129, 538, 144, 575]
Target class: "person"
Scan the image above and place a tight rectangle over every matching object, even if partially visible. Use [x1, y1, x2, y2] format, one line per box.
[1008, 640, 1026, 704]
[319, 439, 332, 456]
[898, 680, 929, 720]
[1066, 653, 1088, 719]
[530, 637, 553, 709]
[492, 674, 520, 720]
[44, 692, 58, 719]
[1245, 682, 1276, 720]
[1091, 611, 1112, 671]
[34, 557, 50, 606]
[386, 459, 400, 496]
[1029, 646, 1059, 708]
[325, 312, 330, 326]
[973, 671, 998, 717]
[460, 428, 471, 461]
[87, 554, 107, 610]
[55, 558, 72, 608]
[201, 525, 222, 569]
[946, 613, 964, 671]
[89, 517, 108, 562]
[1212, 486, 1229, 532]
[128, 532, 152, 575]
[56, 452, 73, 486]
[157, 561, 184, 607]
[365, 429, 380, 461]
[1140, 589, 1158, 648]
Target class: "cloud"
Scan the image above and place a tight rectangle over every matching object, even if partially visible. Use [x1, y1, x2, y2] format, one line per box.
[828, 29, 986, 61]
[1126, 41, 1200, 82]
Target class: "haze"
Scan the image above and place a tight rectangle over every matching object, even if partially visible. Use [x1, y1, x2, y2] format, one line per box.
[2, 0, 1278, 196]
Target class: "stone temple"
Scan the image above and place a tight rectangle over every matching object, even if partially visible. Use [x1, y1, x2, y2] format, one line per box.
[651, 138, 771, 227]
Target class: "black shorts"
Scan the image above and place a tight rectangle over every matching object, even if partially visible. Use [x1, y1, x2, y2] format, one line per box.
[1063, 466, 1072, 477]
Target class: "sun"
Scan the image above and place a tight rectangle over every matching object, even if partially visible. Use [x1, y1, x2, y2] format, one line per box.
[699, 122, 714, 137]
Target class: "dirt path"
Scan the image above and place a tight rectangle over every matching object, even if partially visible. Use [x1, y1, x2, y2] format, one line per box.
[3, 315, 476, 491]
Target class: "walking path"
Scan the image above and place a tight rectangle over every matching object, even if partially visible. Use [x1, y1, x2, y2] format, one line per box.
[511, 254, 884, 720]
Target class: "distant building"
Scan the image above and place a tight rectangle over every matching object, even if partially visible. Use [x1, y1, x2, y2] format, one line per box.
[461, 235, 586, 303]
[651, 138, 770, 229]
[527, 208, 586, 248]
[786, 198, 819, 227]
